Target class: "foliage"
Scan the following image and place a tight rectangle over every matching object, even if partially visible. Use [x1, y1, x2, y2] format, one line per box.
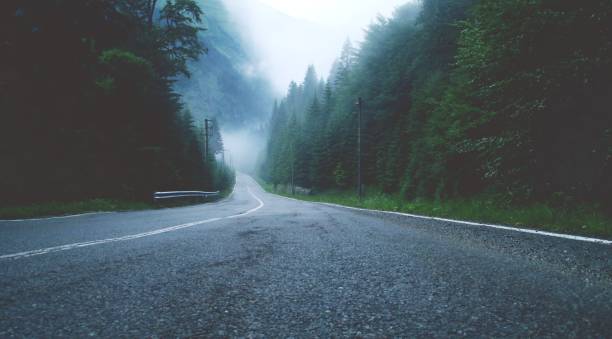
[262, 186, 612, 240]
[157, 0, 206, 77]
[450, 0, 612, 205]
[0, 0, 232, 205]
[261, 0, 612, 219]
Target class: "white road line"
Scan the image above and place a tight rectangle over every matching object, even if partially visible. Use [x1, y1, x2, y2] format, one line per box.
[268, 192, 612, 246]
[227, 187, 265, 219]
[0, 187, 265, 261]
[318, 202, 612, 245]
[0, 212, 115, 223]
[0, 185, 240, 223]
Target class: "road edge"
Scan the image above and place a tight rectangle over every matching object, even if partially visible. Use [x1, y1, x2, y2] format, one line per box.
[263, 189, 612, 246]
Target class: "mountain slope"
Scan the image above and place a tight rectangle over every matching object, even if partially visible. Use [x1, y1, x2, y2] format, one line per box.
[174, 0, 273, 130]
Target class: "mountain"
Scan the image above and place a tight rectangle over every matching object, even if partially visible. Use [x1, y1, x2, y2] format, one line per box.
[223, 0, 347, 93]
[174, 0, 274, 130]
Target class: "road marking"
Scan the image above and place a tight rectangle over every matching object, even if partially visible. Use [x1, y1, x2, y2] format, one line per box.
[227, 187, 265, 219]
[318, 202, 612, 245]
[0, 187, 264, 261]
[0, 183, 241, 223]
[0, 212, 115, 223]
[268, 192, 612, 246]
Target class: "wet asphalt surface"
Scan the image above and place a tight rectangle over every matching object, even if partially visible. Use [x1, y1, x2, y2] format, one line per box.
[0, 175, 611, 338]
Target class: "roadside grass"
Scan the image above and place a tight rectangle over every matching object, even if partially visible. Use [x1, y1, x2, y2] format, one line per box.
[0, 188, 234, 220]
[260, 182, 612, 240]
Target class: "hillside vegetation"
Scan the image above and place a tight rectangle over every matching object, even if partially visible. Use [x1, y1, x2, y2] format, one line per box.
[174, 0, 273, 129]
[1, 0, 233, 206]
[261, 0, 612, 231]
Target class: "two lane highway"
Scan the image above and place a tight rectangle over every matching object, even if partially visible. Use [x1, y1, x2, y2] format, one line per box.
[1, 175, 611, 337]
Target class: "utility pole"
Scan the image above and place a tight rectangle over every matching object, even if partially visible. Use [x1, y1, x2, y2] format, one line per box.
[291, 143, 296, 195]
[357, 97, 363, 202]
[204, 119, 213, 162]
[291, 163, 295, 195]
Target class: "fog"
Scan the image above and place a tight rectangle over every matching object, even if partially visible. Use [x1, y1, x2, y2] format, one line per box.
[222, 130, 267, 174]
[224, 0, 412, 94]
[217, 0, 413, 173]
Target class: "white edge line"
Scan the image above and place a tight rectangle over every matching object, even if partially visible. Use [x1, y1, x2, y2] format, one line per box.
[226, 187, 265, 219]
[270, 193, 612, 246]
[0, 186, 264, 261]
[0, 184, 239, 223]
[1, 212, 116, 223]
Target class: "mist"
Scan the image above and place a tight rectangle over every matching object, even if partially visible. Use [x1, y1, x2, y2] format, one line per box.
[223, 0, 412, 94]
[177, 0, 419, 175]
[222, 129, 267, 174]
[213, 0, 413, 174]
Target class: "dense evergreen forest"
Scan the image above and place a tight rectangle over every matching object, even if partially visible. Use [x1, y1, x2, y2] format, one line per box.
[0, 0, 233, 205]
[261, 0, 612, 213]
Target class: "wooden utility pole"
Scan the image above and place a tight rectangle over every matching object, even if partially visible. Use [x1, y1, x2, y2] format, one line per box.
[291, 162, 295, 195]
[291, 143, 296, 195]
[357, 97, 363, 202]
[204, 119, 213, 162]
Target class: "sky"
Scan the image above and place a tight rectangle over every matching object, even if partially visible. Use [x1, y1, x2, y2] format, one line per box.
[224, 0, 413, 95]
[257, 0, 407, 26]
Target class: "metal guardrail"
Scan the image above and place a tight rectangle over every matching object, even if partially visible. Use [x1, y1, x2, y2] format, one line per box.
[154, 191, 220, 201]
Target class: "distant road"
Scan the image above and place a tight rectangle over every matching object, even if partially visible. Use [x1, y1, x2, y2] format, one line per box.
[1, 175, 611, 337]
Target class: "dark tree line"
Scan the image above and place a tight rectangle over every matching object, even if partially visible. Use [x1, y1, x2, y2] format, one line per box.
[261, 0, 612, 212]
[0, 0, 232, 205]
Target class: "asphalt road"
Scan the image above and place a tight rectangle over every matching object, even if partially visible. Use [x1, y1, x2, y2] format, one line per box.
[1, 175, 611, 337]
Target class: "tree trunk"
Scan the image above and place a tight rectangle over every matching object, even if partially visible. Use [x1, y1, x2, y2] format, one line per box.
[147, 0, 157, 28]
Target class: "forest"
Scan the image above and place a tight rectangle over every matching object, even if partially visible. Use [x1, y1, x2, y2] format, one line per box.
[0, 0, 234, 206]
[261, 0, 612, 218]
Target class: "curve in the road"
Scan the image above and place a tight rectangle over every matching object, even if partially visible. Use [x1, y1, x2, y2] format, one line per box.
[0, 187, 264, 261]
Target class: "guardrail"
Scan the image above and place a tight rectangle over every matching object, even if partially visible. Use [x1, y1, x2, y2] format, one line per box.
[153, 191, 220, 201]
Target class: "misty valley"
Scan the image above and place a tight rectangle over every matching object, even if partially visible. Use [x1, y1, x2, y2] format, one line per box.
[1, 0, 611, 337]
